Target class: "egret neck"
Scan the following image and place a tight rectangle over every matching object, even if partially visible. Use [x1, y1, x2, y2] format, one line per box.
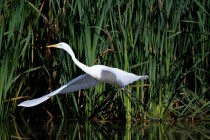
[55, 44, 97, 79]
[47, 43, 99, 79]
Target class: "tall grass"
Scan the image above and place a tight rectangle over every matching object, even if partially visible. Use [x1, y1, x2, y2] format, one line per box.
[0, 1, 31, 119]
[0, 1, 47, 120]
[0, 0, 209, 121]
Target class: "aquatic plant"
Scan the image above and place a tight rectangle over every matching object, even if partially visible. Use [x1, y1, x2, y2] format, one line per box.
[0, 0, 209, 121]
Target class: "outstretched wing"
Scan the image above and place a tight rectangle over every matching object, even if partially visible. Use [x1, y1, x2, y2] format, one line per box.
[58, 74, 100, 94]
[18, 74, 100, 107]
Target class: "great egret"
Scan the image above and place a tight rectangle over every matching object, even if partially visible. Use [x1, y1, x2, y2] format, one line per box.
[18, 42, 148, 107]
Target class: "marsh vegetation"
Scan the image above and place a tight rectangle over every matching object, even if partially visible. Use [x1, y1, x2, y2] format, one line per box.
[0, 0, 210, 123]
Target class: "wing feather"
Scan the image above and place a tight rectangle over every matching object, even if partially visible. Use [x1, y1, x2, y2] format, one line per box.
[18, 74, 100, 107]
[59, 74, 100, 94]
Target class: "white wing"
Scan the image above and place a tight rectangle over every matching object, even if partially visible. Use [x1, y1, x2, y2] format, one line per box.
[58, 74, 100, 94]
[18, 74, 100, 107]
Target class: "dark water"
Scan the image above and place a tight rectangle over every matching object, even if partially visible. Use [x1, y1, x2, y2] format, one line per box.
[1, 117, 210, 139]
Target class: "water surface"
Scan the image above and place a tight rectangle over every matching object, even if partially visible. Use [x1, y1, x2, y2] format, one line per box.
[1, 118, 210, 139]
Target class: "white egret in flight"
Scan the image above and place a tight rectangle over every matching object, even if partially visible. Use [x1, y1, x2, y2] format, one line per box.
[18, 42, 148, 107]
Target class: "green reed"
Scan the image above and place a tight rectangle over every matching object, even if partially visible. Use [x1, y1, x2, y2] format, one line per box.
[0, 1, 29, 119]
[0, 1, 47, 119]
[0, 0, 209, 121]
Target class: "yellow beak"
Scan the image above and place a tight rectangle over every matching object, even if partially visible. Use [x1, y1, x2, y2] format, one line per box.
[47, 44, 59, 48]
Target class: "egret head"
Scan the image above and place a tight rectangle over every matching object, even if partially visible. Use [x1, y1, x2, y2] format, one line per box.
[47, 42, 69, 49]
[47, 42, 75, 58]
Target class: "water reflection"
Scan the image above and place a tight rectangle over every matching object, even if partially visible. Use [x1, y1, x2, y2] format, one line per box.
[1, 118, 210, 139]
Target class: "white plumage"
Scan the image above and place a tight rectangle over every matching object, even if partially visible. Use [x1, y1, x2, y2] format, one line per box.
[18, 42, 148, 107]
